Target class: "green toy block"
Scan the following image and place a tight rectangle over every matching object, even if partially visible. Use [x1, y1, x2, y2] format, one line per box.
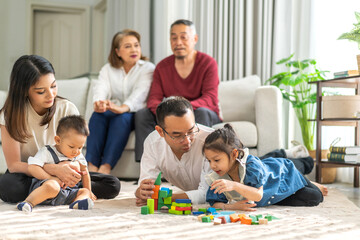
[249, 215, 257, 222]
[251, 221, 259, 225]
[184, 210, 192, 215]
[264, 215, 273, 221]
[256, 214, 263, 221]
[164, 196, 172, 204]
[215, 208, 222, 211]
[198, 208, 207, 213]
[147, 199, 154, 214]
[141, 206, 149, 215]
[202, 216, 211, 223]
[159, 190, 168, 199]
[168, 189, 172, 197]
[155, 172, 162, 185]
[169, 209, 183, 215]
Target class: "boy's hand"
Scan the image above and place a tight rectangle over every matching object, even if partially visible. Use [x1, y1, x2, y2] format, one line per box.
[211, 179, 237, 194]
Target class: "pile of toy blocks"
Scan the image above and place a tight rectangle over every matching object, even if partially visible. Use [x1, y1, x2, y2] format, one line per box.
[194, 207, 278, 225]
[141, 172, 193, 215]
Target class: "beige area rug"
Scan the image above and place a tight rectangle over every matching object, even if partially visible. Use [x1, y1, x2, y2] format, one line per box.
[0, 181, 359, 240]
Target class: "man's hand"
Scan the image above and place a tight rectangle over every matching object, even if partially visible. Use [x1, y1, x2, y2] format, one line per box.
[135, 179, 155, 203]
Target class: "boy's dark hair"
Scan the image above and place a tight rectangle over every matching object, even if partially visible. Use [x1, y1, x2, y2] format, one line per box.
[170, 19, 196, 34]
[156, 96, 193, 127]
[203, 124, 245, 160]
[56, 115, 89, 137]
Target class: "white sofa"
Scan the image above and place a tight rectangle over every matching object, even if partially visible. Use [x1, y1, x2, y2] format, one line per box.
[0, 75, 283, 179]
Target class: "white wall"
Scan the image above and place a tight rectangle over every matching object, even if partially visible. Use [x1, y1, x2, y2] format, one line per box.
[0, 0, 99, 90]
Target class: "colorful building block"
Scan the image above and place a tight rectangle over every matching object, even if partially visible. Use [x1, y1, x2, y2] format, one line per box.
[238, 214, 246, 220]
[192, 211, 204, 216]
[229, 213, 240, 222]
[155, 172, 162, 185]
[198, 208, 207, 213]
[197, 214, 206, 221]
[240, 217, 252, 225]
[184, 210, 192, 215]
[215, 216, 227, 224]
[164, 196, 172, 205]
[175, 199, 191, 204]
[175, 206, 192, 211]
[154, 199, 158, 211]
[141, 206, 149, 215]
[147, 199, 154, 214]
[202, 216, 211, 223]
[258, 218, 268, 225]
[214, 218, 222, 225]
[207, 207, 216, 214]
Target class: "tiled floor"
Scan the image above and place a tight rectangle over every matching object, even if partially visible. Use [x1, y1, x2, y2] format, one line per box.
[325, 182, 360, 208]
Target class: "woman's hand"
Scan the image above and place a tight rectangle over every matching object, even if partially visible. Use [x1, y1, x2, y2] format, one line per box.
[55, 163, 82, 187]
[93, 100, 107, 113]
[211, 179, 239, 194]
[107, 102, 130, 114]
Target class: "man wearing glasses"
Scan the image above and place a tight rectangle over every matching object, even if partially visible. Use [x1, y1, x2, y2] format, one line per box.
[134, 19, 222, 162]
[135, 96, 256, 210]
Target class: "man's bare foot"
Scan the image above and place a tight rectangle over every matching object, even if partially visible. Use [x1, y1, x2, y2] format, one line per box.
[88, 162, 99, 173]
[311, 181, 328, 196]
[98, 164, 111, 175]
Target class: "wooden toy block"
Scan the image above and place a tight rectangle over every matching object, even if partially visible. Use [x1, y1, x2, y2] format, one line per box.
[168, 189, 172, 197]
[175, 199, 191, 204]
[151, 185, 160, 199]
[154, 199, 158, 211]
[168, 209, 183, 215]
[208, 215, 214, 220]
[251, 221, 259, 225]
[171, 205, 176, 211]
[214, 218, 222, 225]
[241, 217, 252, 225]
[215, 208, 222, 211]
[184, 210, 192, 215]
[175, 206, 192, 211]
[207, 207, 216, 214]
[160, 187, 169, 194]
[172, 202, 190, 207]
[159, 190, 168, 199]
[238, 214, 246, 220]
[256, 214, 263, 220]
[147, 199, 154, 214]
[258, 218, 268, 225]
[202, 216, 211, 223]
[249, 215, 257, 222]
[229, 213, 240, 222]
[192, 211, 204, 216]
[198, 208, 207, 213]
[264, 215, 273, 221]
[155, 172, 162, 185]
[141, 206, 149, 215]
[197, 214, 206, 221]
[164, 196, 172, 205]
[216, 216, 227, 224]
[220, 211, 236, 215]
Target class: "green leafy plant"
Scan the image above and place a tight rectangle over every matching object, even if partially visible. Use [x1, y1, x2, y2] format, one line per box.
[266, 54, 328, 150]
[338, 11, 360, 49]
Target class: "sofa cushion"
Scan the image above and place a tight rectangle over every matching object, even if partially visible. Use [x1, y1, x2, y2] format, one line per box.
[218, 75, 260, 123]
[57, 78, 90, 117]
[212, 121, 258, 147]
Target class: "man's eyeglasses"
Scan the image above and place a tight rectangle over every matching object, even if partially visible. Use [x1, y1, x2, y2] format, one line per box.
[160, 124, 200, 143]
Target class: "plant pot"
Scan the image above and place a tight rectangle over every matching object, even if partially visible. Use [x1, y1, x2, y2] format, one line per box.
[357, 54, 360, 72]
[308, 150, 337, 184]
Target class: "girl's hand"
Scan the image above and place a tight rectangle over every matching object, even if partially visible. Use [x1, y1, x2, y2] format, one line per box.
[230, 199, 257, 211]
[211, 179, 238, 194]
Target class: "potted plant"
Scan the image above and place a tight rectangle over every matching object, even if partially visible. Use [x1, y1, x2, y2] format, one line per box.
[338, 11, 360, 71]
[266, 54, 328, 151]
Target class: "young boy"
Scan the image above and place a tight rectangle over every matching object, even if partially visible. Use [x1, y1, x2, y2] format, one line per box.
[17, 115, 96, 212]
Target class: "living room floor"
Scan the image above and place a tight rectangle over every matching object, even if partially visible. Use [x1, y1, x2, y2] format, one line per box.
[327, 182, 360, 207]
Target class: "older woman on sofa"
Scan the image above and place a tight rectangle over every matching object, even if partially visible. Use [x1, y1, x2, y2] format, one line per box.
[0, 55, 120, 203]
[86, 29, 155, 174]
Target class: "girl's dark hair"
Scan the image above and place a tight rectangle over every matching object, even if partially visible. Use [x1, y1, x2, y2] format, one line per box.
[108, 29, 148, 68]
[0, 55, 57, 143]
[203, 124, 245, 160]
[156, 96, 193, 127]
[57, 115, 89, 137]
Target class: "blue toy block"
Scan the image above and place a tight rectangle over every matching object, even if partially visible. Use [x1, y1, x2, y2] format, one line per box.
[207, 207, 217, 214]
[220, 211, 236, 215]
[175, 199, 192, 204]
[216, 214, 231, 223]
[192, 211, 204, 216]
[160, 187, 170, 194]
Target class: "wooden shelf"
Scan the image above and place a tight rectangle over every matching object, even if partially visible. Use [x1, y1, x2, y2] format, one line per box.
[313, 77, 360, 187]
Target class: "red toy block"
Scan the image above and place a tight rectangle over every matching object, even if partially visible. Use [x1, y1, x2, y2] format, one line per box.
[217, 216, 227, 224]
[175, 206, 192, 211]
[154, 199, 158, 211]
